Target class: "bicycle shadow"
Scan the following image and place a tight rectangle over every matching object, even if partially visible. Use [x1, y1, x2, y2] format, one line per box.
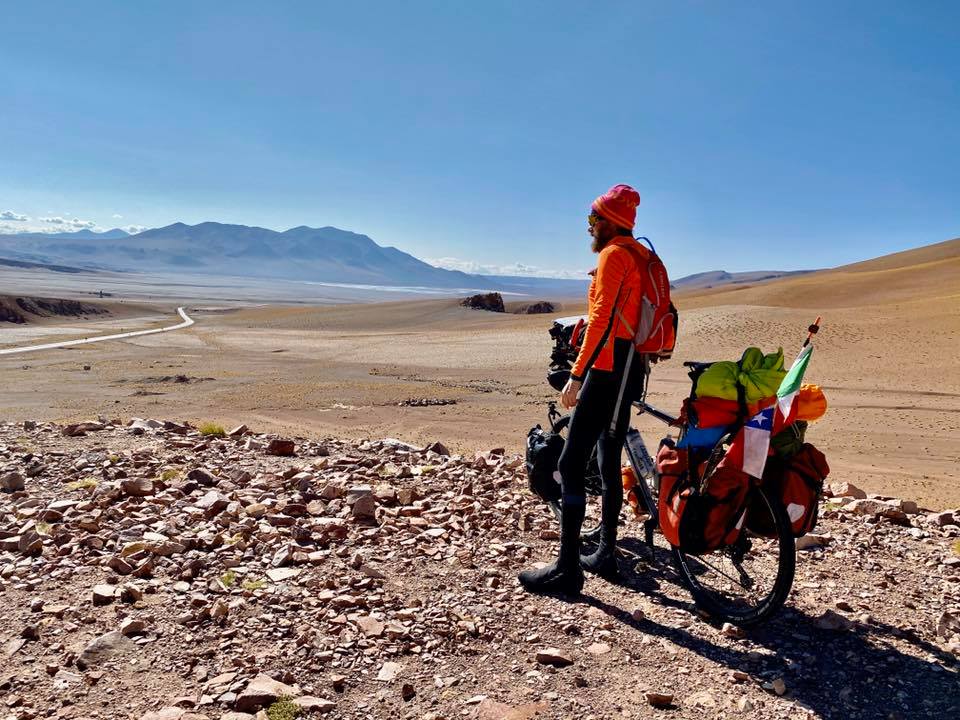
[576, 538, 959, 719]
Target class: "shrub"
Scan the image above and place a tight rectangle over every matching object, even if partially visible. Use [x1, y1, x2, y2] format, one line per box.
[67, 477, 99, 490]
[199, 422, 226, 438]
[267, 697, 300, 720]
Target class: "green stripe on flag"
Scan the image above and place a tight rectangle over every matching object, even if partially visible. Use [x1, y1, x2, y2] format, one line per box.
[777, 345, 813, 398]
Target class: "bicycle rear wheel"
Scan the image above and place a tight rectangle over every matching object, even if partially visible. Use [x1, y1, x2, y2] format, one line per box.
[671, 486, 795, 627]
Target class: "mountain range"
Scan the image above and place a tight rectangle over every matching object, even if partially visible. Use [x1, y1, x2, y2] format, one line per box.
[0, 222, 809, 294]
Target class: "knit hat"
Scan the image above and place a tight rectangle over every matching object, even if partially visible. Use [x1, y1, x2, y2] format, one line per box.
[592, 184, 640, 230]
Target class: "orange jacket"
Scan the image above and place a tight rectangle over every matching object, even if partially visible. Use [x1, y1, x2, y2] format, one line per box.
[571, 237, 648, 379]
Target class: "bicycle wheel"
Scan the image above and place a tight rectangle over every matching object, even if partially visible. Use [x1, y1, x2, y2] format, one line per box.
[671, 486, 795, 627]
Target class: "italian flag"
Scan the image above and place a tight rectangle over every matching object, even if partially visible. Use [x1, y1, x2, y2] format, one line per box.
[727, 345, 813, 478]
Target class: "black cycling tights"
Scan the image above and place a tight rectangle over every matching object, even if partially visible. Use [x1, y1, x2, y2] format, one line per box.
[558, 338, 647, 523]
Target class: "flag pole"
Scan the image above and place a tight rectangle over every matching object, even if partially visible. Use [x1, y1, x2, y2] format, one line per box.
[803, 316, 821, 348]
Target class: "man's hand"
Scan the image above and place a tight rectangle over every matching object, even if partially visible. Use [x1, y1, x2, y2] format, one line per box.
[560, 378, 582, 410]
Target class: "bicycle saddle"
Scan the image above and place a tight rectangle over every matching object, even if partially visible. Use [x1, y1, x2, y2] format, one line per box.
[683, 361, 714, 372]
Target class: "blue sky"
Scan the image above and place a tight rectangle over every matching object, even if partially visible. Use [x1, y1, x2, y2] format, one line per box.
[1, 1, 957, 278]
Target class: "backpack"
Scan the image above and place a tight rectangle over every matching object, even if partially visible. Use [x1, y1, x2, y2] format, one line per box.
[656, 446, 751, 554]
[618, 238, 677, 361]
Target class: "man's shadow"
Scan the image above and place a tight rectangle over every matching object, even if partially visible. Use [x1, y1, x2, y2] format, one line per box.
[572, 535, 959, 719]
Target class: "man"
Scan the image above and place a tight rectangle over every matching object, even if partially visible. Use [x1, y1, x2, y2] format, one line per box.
[519, 184, 650, 595]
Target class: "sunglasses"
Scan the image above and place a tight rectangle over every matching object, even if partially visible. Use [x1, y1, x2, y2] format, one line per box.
[588, 212, 603, 227]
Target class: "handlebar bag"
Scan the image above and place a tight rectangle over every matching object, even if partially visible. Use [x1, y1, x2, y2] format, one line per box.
[525, 425, 564, 502]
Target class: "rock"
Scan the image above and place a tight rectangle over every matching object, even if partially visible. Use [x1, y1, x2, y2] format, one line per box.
[686, 690, 717, 708]
[813, 609, 853, 631]
[121, 478, 155, 497]
[357, 615, 385, 637]
[514, 301, 556, 314]
[645, 692, 674, 708]
[265, 567, 301, 583]
[120, 618, 148, 636]
[737, 697, 754, 712]
[630, 608, 646, 622]
[351, 493, 377, 521]
[721, 623, 745, 639]
[377, 661, 402, 682]
[460, 293, 505, 313]
[62, 422, 104, 437]
[77, 630, 135, 669]
[928, 510, 958, 527]
[936, 609, 960, 638]
[844, 498, 909, 523]
[187, 468, 217, 486]
[228, 424, 249, 437]
[266, 439, 296, 456]
[426, 441, 451, 456]
[586, 642, 611, 655]
[475, 700, 546, 720]
[91, 584, 117, 606]
[292, 696, 335, 713]
[796, 533, 832, 550]
[195, 490, 229, 517]
[535, 648, 573, 667]
[234, 674, 301, 712]
[764, 677, 787, 696]
[401, 683, 416, 701]
[828, 481, 867, 499]
[0, 471, 25, 492]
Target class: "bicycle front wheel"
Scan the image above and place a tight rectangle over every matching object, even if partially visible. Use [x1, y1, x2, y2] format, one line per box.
[671, 486, 795, 627]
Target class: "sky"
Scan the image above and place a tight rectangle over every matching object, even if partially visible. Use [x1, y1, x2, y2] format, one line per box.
[1, 1, 958, 279]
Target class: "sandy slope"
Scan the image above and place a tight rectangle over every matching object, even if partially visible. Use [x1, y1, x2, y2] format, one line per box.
[1, 239, 957, 508]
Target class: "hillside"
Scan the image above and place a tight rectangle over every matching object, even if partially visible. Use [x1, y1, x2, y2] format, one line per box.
[0, 223, 589, 295]
[676, 237, 960, 309]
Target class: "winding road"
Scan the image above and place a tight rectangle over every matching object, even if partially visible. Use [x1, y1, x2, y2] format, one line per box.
[0, 306, 195, 356]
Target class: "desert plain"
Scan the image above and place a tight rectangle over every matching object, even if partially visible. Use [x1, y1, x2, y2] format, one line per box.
[1, 238, 958, 510]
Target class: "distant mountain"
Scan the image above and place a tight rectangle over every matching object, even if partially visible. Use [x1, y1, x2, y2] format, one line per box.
[0, 221, 589, 294]
[15, 228, 132, 240]
[671, 269, 816, 290]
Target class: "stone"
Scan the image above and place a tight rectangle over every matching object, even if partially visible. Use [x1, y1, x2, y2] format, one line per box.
[686, 690, 717, 708]
[77, 630, 135, 669]
[266, 439, 296, 456]
[357, 615, 385, 637]
[645, 692, 673, 708]
[195, 490, 229, 517]
[928, 511, 958, 528]
[535, 648, 573, 667]
[377, 661, 402, 682]
[0, 471, 25, 492]
[265, 567, 301, 583]
[401, 683, 416, 701]
[813, 610, 853, 631]
[92, 584, 116, 606]
[228, 424, 249, 437]
[936, 609, 960, 638]
[828, 482, 867, 499]
[721, 622, 745, 639]
[120, 618, 148, 636]
[292, 697, 335, 713]
[121, 477, 155, 497]
[586, 642, 611, 655]
[475, 700, 546, 720]
[796, 534, 832, 550]
[234, 674, 301, 712]
[426, 441, 451, 456]
[351, 493, 377, 521]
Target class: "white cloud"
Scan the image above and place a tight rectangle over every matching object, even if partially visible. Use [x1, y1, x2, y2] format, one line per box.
[426, 256, 588, 280]
[112, 213, 123, 219]
[40, 216, 97, 230]
[124, 225, 147, 234]
[1, 210, 28, 221]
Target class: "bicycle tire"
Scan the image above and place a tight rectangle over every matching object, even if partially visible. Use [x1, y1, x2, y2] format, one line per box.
[671, 485, 795, 627]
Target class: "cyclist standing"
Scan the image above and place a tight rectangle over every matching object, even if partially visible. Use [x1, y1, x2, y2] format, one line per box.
[519, 184, 653, 595]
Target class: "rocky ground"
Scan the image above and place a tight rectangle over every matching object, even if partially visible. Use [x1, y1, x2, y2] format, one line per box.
[1, 419, 958, 720]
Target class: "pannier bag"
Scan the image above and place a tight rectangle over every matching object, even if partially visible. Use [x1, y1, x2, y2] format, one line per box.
[525, 425, 564, 502]
[780, 443, 830, 536]
[748, 442, 830, 538]
[657, 446, 751, 554]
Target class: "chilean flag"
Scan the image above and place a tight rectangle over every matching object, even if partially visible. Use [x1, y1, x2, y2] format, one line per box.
[725, 345, 813, 478]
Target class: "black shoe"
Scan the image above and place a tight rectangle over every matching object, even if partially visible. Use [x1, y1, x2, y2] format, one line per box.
[518, 559, 584, 596]
[580, 541, 621, 580]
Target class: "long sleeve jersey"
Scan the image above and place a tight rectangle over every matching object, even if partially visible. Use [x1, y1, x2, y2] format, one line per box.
[570, 236, 649, 379]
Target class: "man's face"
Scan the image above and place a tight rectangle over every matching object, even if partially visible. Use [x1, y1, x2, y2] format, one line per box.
[588, 212, 615, 252]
